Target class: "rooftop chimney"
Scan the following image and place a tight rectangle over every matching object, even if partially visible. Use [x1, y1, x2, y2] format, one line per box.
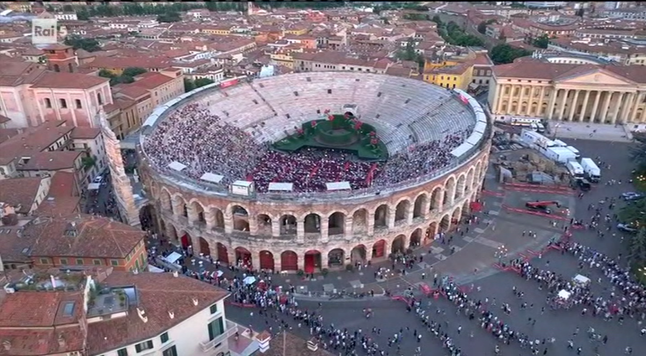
[57, 335, 66, 349]
[168, 311, 175, 319]
[2, 340, 10, 351]
[192, 297, 199, 306]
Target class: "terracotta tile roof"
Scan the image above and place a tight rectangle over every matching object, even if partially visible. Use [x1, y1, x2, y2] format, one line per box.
[0, 226, 33, 263]
[87, 272, 229, 355]
[71, 127, 100, 140]
[0, 128, 20, 144]
[132, 72, 175, 89]
[0, 292, 85, 355]
[0, 62, 45, 87]
[0, 177, 44, 214]
[31, 72, 109, 89]
[0, 122, 73, 166]
[263, 332, 334, 356]
[20, 151, 81, 171]
[26, 215, 146, 259]
[0, 114, 11, 124]
[36, 172, 80, 217]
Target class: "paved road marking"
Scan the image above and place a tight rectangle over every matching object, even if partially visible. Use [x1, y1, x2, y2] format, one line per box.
[474, 236, 504, 249]
[463, 236, 475, 243]
[349, 280, 363, 289]
[430, 246, 445, 254]
[417, 262, 430, 269]
[449, 245, 462, 252]
[474, 227, 486, 234]
[488, 210, 500, 215]
[323, 283, 335, 292]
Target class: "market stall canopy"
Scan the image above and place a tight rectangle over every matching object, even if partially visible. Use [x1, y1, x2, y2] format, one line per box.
[573, 274, 590, 285]
[164, 251, 182, 264]
[558, 290, 571, 300]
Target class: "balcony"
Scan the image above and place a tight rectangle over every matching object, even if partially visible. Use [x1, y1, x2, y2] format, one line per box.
[199, 320, 239, 352]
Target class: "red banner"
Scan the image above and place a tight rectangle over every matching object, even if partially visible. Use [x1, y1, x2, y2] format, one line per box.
[220, 78, 239, 88]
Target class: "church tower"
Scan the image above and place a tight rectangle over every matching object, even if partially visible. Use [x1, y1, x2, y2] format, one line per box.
[42, 44, 78, 73]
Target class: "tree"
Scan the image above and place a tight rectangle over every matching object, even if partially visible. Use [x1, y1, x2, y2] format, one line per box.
[533, 34, 550, 49]
[619, 199, 646, 229]
[157, 11, 181, 23]
[396, 38, 417, 61]
[403, 13, 429, 21]
[629, 229, 646, 268]
[98, 69, 116, 79]
[432, 15, 443, 27]
[184, 78, 196, 93]
[490, 44, 532, 64]
[76, 9, 89, 21]
[122, 67, 147, 77]
[630, 138, 646, 170]
[575, 8, 585, 17]
[194, 78, 215, 88]
[477, 21, 488, 34]
[64, 35, 100, 52]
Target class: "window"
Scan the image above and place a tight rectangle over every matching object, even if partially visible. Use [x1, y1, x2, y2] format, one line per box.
[111, 260, 119, 266]
[53, 64, 60, 72]
[75, 99, 82, 109]
[45, 98, 52, 108]
[60, 258, 68, 265]
[117, 349, 128, 356]
[210, 303, 218, 314]
[135, 340, 154, 353]
[160, 332, 169, 344]
[76, 258, 84, 265]
[327, 89, 332, 94]
[162, 346, 177, 356]
[97, 93, 103, 105]
[40, 258, 50, 264]
[60, 99, 67, 108]
[207, 317, 225, 341]
[93, 259, 102, 266]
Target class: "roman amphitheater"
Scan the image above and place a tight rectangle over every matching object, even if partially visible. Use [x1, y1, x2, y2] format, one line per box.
[138, 72, 491, 273]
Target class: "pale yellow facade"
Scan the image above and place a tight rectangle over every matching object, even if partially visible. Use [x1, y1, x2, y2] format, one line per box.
[489, 69, 646, 124]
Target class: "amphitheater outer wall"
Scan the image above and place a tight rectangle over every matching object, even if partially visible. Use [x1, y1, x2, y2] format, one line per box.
[140, 147, 490, 272]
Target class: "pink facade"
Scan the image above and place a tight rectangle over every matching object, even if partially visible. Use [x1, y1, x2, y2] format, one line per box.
[29, 82, 112, 128]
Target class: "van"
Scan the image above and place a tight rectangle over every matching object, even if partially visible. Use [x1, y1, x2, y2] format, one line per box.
[566, 146, 580, 158]
[566, 161, 584, 178]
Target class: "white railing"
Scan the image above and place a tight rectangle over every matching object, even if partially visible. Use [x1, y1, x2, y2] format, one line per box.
[199, 321, 239, 352]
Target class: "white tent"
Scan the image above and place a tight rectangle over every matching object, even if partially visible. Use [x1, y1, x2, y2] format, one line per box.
[88, 183, 101, 190]
[148, 265, 165, 273]
[557, 290, 571, 300]
[164, 252, 182, 264]
[573, 274, 590, 285]
[243, 276, 257, 285]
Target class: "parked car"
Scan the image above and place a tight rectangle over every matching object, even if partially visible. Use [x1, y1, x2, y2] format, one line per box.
[617, 223, 638, 233]
[622, 192, 644, 201]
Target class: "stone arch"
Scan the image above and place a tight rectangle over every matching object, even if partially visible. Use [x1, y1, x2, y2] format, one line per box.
[451, 206, 462, 226]
[280, 250, 298, 271]
[231, 205, 249, 232]
[462, 199, 471, 219]
[351, 244, 366, 264]
[198, 237, 210, 256]
[440, 213, 451, 232]
[430, 186, 442, 211]
[413, 193, 427, 219]
[327, 211, 346, 236]
[139, 204, 156, 231]
[475, 161, 483, 187]
[394, 199, 411, 223]
[172, 194, 188, 218]
[159, 188, 172, 212]
[303, 213, 321, 233]
[443, 176, 456, 207]
[372, 239, 386, 259]
[456, 174, 467, 200]
[374, 204, 388, 228]
[179, 230, 192, 249]
[410, 228, 423, 248]
[304, 250, 322, 274]
[235, 247, 252, 268]
[256, 213, 272, 236]
[158, 219, 166, 235]
[391, 234, 406, 254]
[427, 221, 438, 242]
[259, 250, 274, 271]
[189, 200, 207, 225]
[209, 207, 225, 230]
[216, 243, 229, 264]
[466, 167, 475, 191]
[279, 214, 297, 236]
[165, 221, 178, 243]
[327, 248, 344, 267]
[479, 158, 487, 180]
[352, 208, 368, 234]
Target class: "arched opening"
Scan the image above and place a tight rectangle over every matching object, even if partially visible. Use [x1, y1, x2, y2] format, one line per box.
[327, 212, 345, 236]
[430, 187, 442, 211]
[180, 231, 192, 249]
[351, 245, 366, 264]
[190, 201, 206, 226]
[259, 250, 274, 271]
[413, 194, 427, 218]
[394, 200, 410, 223]
[232, 205, 249, 232]
[456, 174, 466, 200]
[410, 228, 422, 249]
[426, 222, 438, 243]
[466, 168, 475, 191]
[160, 189, 172, 212]
[327, 248, 345, 267]
[440, 214, 451, 232]
[374, 204, 388, 228]
[280, 251, 298, 271]
[159, 219, 166, 235]
[166, 223, 178, 244]
[198, 237, 210, 257]
[139, 204, 156, 231]
[391, 235, 406, 254]
[372, 239, 386, 259]
[280, 215, 297, 235]
[452, 207, 462, 226]
[210, 208, 225, 230]
[53, 64, 60, 72]
[256, 214, 272, 236]
[304, 250, 321, 274]
[235, 247, 252, 269]
[352, 209, 368, 234]
[475, 162, 483, 187]
[444, 177, 456, 207]
[216, 243, 229, 264]
[304, 213, 321, 233]
[462, 200, 471, 220]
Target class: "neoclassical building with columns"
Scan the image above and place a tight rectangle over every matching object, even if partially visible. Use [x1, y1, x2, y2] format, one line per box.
[137, 73, 491, 273]
[488, 60, 646, 124]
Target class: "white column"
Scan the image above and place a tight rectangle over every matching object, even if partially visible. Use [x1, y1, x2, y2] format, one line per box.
[387, 206, 396, 229]
[557, 89, 569, 121]
[568, 90, 580, 122]
[517, 85, 525, 115]
[547, 88, 558, 120]
[630, 93, 644, 123]
[600, 91, 614, 123]
[526, 86, 535, 116]
[590, 91, 602, 123]
[579, 90, 591, 122]
[539, 86, 546, 116]
[610, 92, 624, 124]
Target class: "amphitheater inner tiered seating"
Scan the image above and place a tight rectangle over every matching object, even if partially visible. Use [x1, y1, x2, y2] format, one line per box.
[143, 72, 478, 193]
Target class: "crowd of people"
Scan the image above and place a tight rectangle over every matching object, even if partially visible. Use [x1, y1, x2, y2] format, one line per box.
[144, 102, 472, 193]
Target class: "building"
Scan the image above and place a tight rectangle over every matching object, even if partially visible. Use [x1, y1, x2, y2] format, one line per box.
[0, 270, 256, 356]
[54, 12, 78, 21]
[488, 60, 646, 124]
[292, 52, 392, 73]
[0, 121, 108, 190]
[0, 177, 51, 216]
[423, 62, 474, 90]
